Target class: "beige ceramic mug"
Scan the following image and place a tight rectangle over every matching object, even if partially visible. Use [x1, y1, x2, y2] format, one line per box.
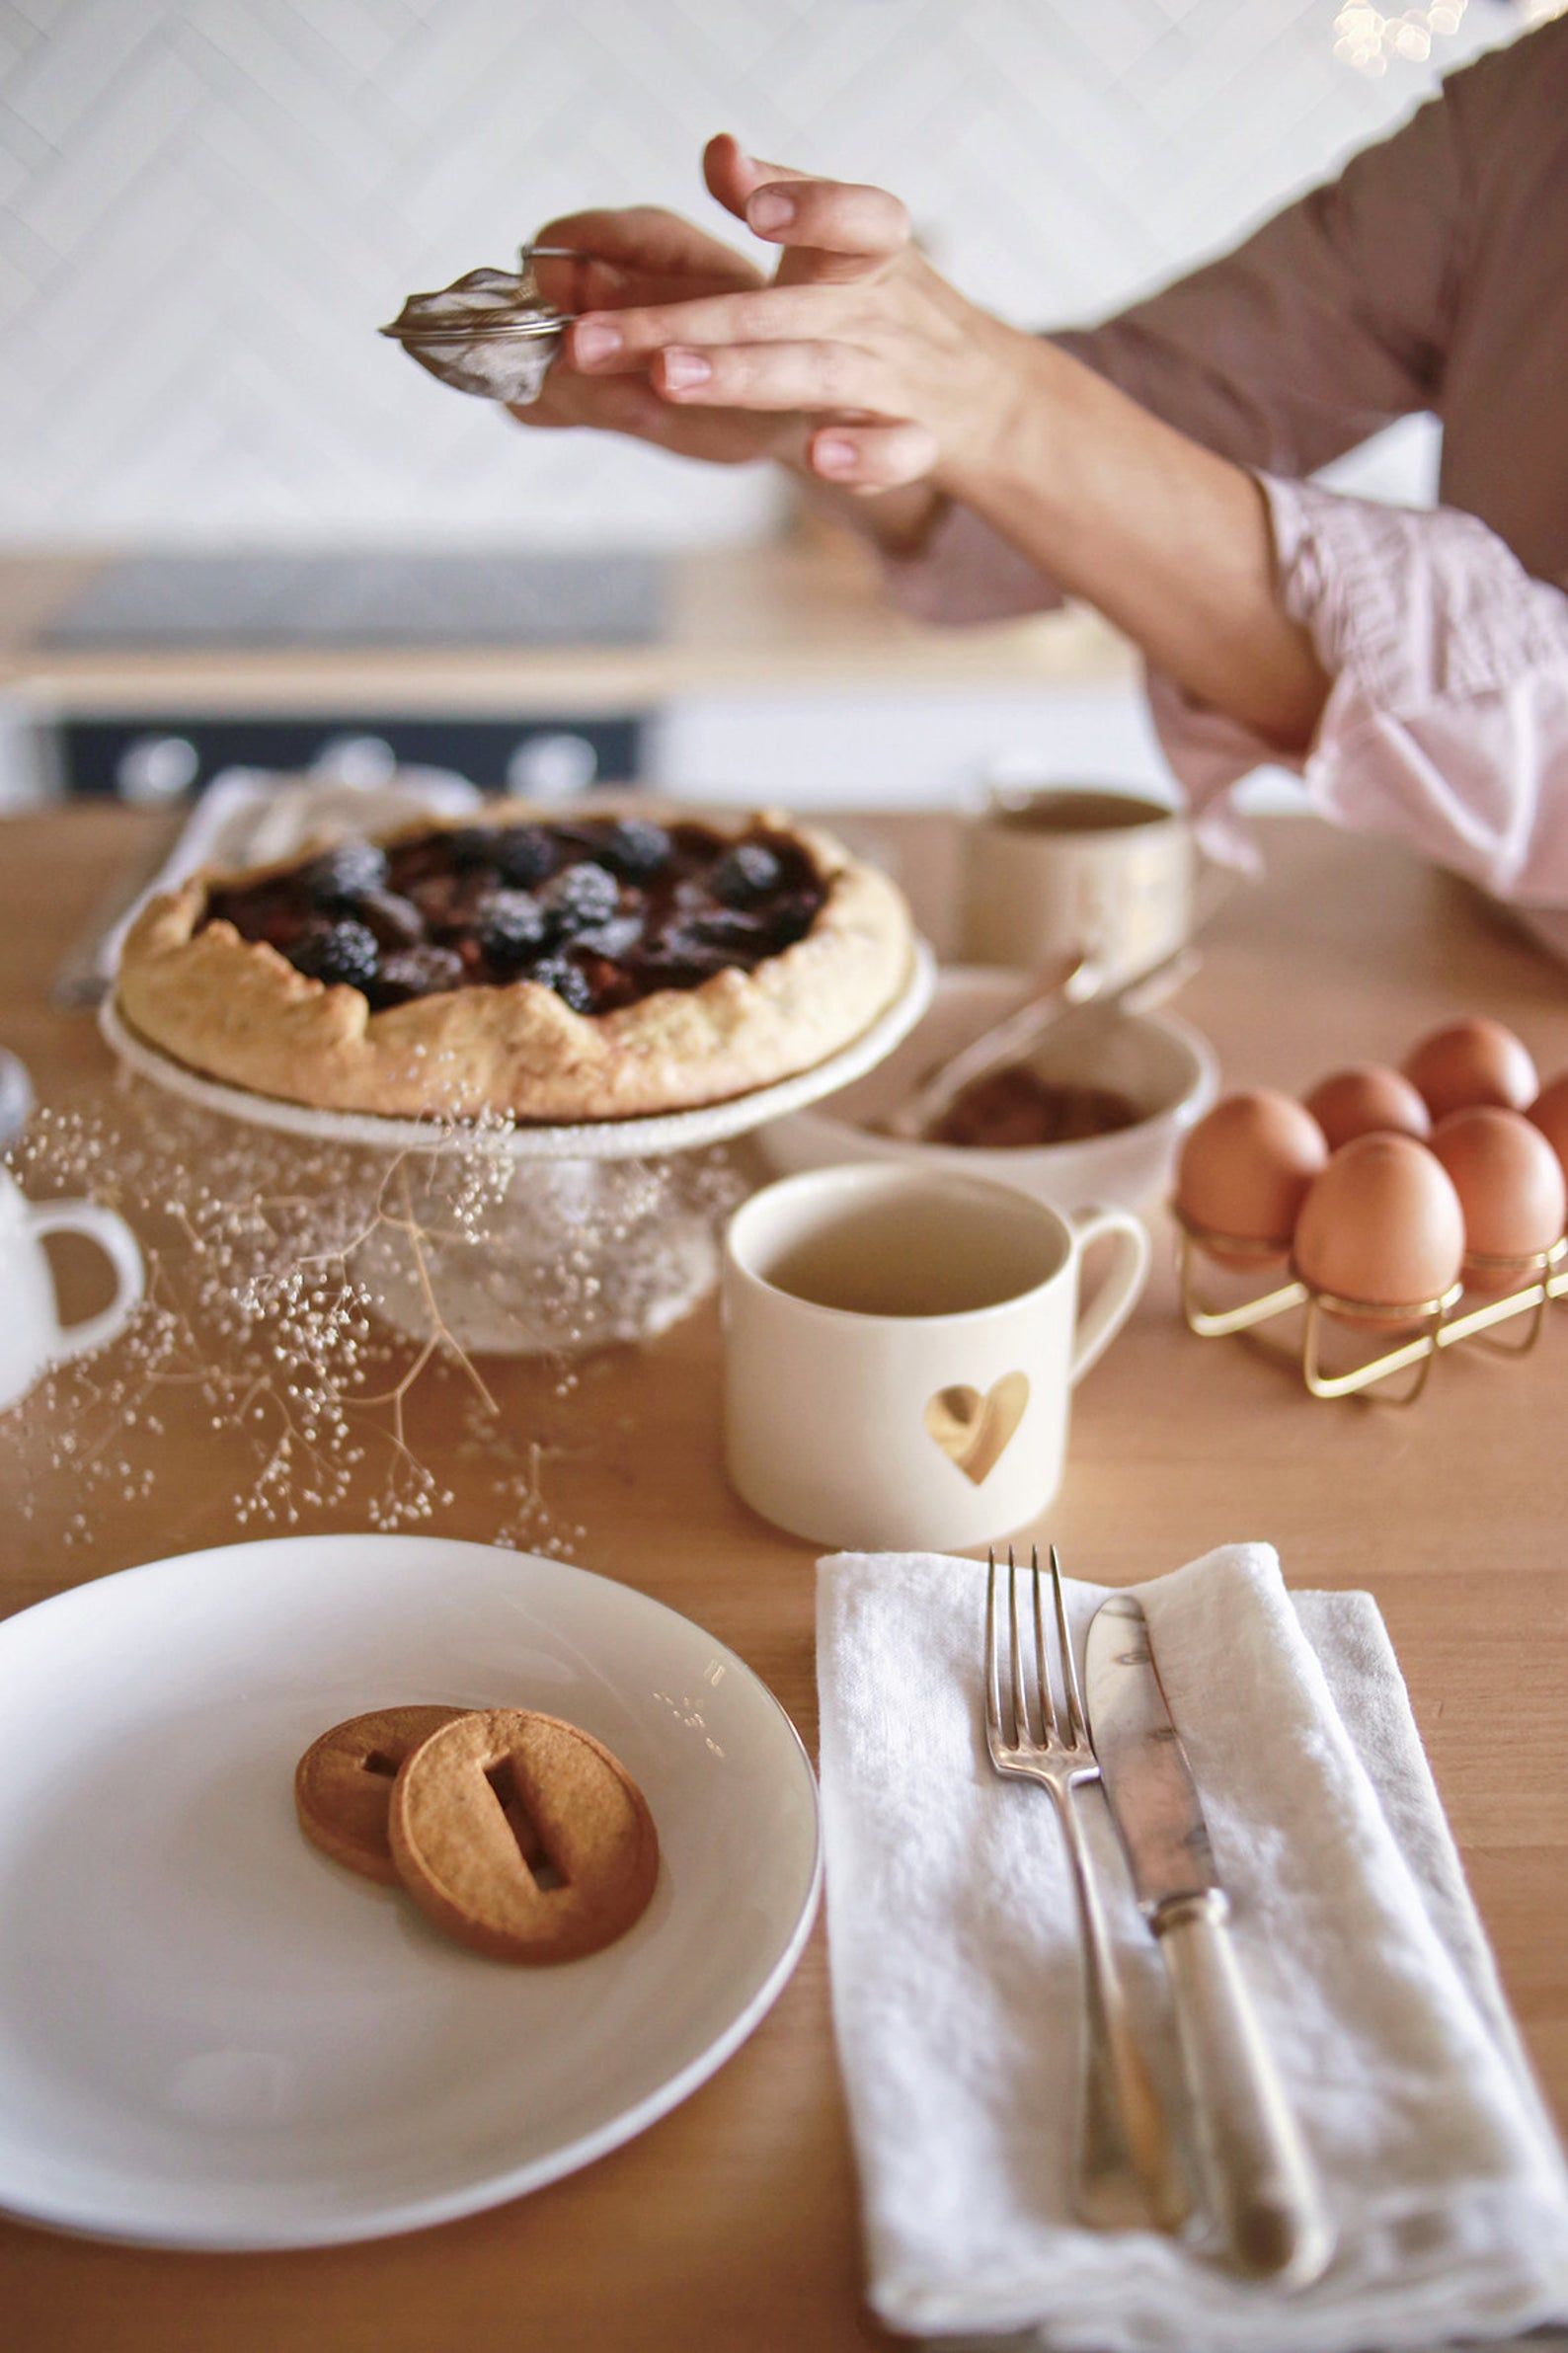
[962, 785, 1195, 980]
[722, 1164, 1148, 1550]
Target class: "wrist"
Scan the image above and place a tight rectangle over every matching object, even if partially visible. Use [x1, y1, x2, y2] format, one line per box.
[784, 453, 947, 558]
[937, 321, 1070, 513]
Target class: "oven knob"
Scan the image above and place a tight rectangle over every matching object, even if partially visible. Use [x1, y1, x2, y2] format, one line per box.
[117, 735, 199, 804]
[310, 735, 397, 788]
[506, 732, 598, 801]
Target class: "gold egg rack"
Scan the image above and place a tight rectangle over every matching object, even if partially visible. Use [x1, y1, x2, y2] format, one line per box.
[1175, 1211, 1568, 1402]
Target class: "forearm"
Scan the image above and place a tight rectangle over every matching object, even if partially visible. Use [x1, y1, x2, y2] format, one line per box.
[1156, 476, 1568, 903]
[945, 332, 1330, 749]
[785, 459, 946, 557]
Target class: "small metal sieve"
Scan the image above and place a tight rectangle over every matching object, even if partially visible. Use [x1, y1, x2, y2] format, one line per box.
[379, 244, 585, 405]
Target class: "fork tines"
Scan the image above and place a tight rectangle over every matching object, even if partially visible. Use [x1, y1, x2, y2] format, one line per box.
[985, 1543, 1089, 1755]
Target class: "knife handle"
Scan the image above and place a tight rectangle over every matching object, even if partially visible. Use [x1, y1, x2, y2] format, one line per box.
[1152, 1891, 1333, 2288]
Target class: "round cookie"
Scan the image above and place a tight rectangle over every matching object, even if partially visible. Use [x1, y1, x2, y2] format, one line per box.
[389, 1709, 659, 1964]
[295, 1704, 479, 1883]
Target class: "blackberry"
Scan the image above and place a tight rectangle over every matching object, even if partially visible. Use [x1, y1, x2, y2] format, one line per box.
[711, 841, 784, 906]
[767, 888, 821, 947]
[303, 839, 388, 907]
[635, 933, 735, 988]
[600, 818, 671, 880]
[354, 889, 426, 949]
[492, 824, 557, 888]
[544, 861, 620, 938]
[289, 918, 380, 992]
[373, 944, 465, 1004]
[477, 889, 549, 970]
[530, 956, 595, 1013]
[572, 912, 643, 962]
[686, 906, 767, 952]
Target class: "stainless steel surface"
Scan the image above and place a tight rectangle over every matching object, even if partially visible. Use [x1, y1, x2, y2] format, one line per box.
[879, 954, 1097, 1138]
[379, 239, 581, 342]
[881, 940, 1199, 1141]
[1081, 1593, 1220, 1914]
[982, 1545, 1186, 2234]
[1085, 1594, 1334, 2287]
[1020, 943, 1202, 1066]
[377, 315, 571, 345]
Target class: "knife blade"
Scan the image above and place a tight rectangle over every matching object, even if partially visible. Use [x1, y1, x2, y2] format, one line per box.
[1085, 1594, 1334, 2288]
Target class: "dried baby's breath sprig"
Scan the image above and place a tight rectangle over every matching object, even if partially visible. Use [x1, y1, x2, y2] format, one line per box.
[3, 1085, 745, 1553]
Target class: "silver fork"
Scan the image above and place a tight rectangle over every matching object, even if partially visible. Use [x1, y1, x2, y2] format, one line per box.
[984, 1543, 1187, 2233]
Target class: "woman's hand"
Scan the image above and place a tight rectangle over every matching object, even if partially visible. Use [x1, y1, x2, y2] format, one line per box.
[510, 201, 797, 467]
[559, 135, 1026, 496]
[521, 137, 1327, 746]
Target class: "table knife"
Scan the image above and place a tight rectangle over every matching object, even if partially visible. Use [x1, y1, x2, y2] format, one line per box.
[1084, 1593, 1333, 2287]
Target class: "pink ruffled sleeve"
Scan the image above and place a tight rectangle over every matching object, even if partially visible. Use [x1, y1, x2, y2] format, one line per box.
[1149, 477, 1568, 904]
[880, 37, 1568, 905]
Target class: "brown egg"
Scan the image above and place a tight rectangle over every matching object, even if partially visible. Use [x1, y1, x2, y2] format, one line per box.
[1528, 1070, 1568, 1180]
[1303, 1065, 1431, 1150]
[1174, 1091, 1328, 1266]
[1430, 1107, 1567, 1291]
[1294, 1135, 1465, 1314]
[1402, 1017, 1537, 1121]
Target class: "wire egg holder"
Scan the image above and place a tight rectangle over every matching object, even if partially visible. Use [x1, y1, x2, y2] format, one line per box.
[1173, 1209, 1568, 1403]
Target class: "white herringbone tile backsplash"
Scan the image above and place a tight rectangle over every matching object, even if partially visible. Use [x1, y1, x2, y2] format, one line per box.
[0, 0, 1516, 546]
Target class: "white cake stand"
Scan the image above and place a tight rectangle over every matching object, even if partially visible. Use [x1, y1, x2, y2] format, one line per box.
[98, 948, 934, 1353]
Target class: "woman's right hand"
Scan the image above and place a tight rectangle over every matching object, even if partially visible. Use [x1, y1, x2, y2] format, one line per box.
[514, 140, 954, 551]
[513, 204, 797, 466]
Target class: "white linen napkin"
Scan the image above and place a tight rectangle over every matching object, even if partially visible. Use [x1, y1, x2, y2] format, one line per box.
[817, 1544, 1568, 2351]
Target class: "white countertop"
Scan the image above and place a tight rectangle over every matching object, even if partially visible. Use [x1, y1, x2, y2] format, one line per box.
[0, 534, 1133, 717]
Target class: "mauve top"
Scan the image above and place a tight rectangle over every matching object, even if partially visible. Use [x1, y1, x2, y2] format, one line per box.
[888, 19, 1568, 903]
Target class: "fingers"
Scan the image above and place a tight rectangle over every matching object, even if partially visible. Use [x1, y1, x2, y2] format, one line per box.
[746, 177, 909, 264]
[651, 340, 891, 415]
[702, 131, 909, 283]
[702, 132, 772, 223]
[703, 132, 819, 207]
[508, 372, 673, 441]
[808, 421, 939, 492]
[567, 285, 831, 373]
[696, 130, 903, 286]
[526, 204, 760, 311]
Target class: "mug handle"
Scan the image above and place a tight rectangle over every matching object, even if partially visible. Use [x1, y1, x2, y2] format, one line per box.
[24, 1200, 145, 1364]
[1067, 1207, 1150, 1385]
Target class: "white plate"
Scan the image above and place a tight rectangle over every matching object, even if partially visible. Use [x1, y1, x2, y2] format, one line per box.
[0, 1535, 821, 2249]
[100, 944, 935, 1161]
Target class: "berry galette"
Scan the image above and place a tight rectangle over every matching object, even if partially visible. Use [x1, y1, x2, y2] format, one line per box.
[116, 808, 913, 1122]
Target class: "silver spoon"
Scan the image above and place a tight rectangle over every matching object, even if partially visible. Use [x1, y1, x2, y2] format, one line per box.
[878, 942, 1200, 1141]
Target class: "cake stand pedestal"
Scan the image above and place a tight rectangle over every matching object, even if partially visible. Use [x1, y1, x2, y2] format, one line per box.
[99, 950, 933, 1354]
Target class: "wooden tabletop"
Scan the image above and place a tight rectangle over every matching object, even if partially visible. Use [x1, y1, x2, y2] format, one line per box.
[1, 807, 1565, 2353]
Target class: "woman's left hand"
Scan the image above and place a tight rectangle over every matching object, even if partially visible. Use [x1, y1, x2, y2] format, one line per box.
[560, 134, 1024, 495]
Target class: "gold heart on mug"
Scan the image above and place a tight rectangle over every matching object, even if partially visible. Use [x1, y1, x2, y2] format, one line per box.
[923, 1372, 1030, 1486]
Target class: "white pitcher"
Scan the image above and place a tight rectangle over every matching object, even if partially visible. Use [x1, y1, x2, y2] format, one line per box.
[0, 1168, 144, 1413]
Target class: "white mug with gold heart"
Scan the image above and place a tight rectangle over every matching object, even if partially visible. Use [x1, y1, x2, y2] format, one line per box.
[722, 1164, 1148, 1550]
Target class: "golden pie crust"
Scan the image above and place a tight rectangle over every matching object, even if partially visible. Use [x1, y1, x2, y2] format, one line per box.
[115, 807, 914, 1123]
